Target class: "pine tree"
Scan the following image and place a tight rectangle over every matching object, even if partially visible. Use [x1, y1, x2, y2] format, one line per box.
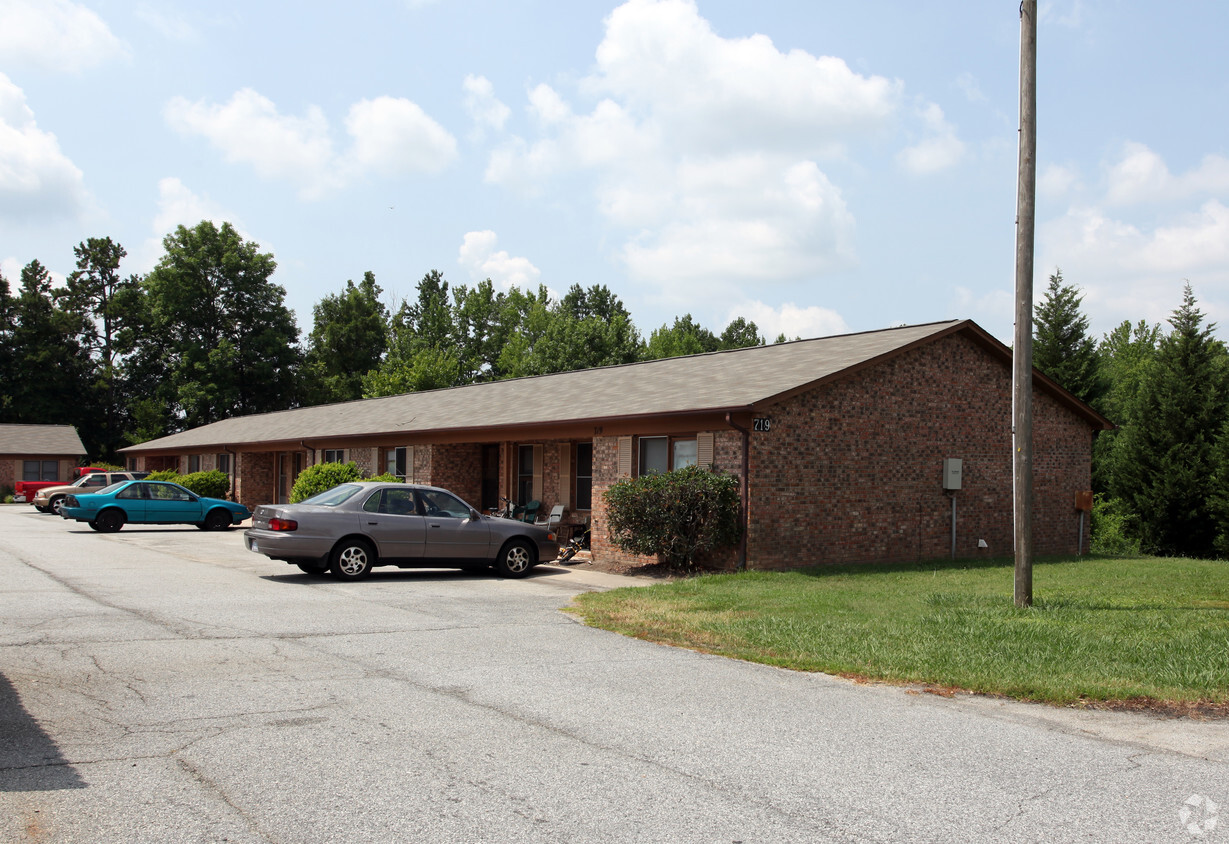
[1033, 269, 1104, 406]
[1111, 285, 1228, 556]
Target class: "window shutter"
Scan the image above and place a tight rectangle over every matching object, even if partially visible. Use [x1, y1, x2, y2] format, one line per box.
[558, 443, 571, 507]
[618, 436, 632, 477]
[407, 446, 415, 483]
[532, 444, 544, 500]
[697, 432, 714, 468]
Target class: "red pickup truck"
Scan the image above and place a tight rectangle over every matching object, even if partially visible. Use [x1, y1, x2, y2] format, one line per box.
[14, 467, 108, 503]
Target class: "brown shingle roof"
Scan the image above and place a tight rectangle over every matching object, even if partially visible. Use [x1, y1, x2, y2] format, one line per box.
[0, 424, 87, 456]
[120, 319, 1107, 453]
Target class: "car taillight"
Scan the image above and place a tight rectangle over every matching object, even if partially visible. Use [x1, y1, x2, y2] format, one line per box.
[268, 518, 298, 531]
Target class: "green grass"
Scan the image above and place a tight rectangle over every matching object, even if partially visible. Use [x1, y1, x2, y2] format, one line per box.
[568, 555, 1229, 706]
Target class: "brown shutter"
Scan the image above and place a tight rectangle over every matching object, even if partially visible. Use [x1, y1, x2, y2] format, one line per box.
[697, 432, 714, 468]
[407, 446, 415, 483]
[618, 436, 633, 477]
[532, 444, 544, 500]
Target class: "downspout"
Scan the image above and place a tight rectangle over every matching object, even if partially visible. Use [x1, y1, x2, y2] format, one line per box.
[300, 442, 316, 464]
[724, 413, 751, 571]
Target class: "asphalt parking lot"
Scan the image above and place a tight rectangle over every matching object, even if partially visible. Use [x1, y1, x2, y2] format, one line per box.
[2, 504, 1226, 843]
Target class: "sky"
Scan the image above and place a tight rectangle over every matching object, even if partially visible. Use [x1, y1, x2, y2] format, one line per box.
[2, 0, 1228, 347]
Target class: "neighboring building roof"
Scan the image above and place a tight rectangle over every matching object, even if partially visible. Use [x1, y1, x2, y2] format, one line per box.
[121, 319, 1110, 453]
[0, 424, 87, 456]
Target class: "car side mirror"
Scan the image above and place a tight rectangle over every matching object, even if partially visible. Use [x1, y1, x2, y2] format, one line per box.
[469, 508, 481, 521]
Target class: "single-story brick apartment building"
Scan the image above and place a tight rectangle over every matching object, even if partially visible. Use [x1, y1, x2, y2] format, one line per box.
[1, 424, 88, 494]
[119, 320, 1110, 569]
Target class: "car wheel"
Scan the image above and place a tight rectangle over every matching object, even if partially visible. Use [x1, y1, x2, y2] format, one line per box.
[296, 561, 330, 576]
[93, 509, 124, 533]
[35, 505, 51, 514]
[50, 496, 65, 516]
[203, 509, 233, 531]
[495, 539, 536, 578]
[330, 539, 375, 581]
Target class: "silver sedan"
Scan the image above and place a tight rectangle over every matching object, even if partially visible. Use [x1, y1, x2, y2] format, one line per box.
[244, 482, 560, 580]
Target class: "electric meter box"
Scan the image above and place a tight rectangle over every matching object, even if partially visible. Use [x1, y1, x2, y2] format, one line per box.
[942, 458, 963, 490]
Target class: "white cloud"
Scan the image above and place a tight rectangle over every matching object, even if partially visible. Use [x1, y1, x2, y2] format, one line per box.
[0, 73, 88, 221]
[345, 96, 457, 176]
[1105, 141, 1229, 206]
[458, 231, 541, 291]
[1039, 162, 1080, 199]
[135, 5, 197, 41]
[730, 300, 850, 341]
[133, 177, 248, 272]
[897, 102, 965, 175]
[463, 75, 510, 138]
[165, 88, 457, 199]
[955, 72, 986, 104]
[0, 0, 128, 72]
[486, 0, 895, 300]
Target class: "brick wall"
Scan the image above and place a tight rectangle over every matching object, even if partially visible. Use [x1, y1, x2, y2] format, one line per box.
[746, 332, 1093, 569]
[423, 443, 482, 507]
[236, 452, 275, 509]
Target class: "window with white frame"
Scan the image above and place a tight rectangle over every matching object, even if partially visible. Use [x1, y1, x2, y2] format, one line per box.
[386, 446, 411, 481]
[323, 449, 345, 464]
[638, 436, 697, 475]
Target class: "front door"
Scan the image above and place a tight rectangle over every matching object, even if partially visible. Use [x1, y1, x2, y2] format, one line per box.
[481, 444, 500, 511]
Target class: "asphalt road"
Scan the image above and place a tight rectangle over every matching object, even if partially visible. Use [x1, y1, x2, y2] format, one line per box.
[1, 504, 1226, 843]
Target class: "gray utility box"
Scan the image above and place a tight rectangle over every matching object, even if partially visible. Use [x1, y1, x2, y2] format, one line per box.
[942, 458, 963, 490]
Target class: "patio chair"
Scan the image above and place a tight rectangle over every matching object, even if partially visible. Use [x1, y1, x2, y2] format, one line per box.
[518, 500, 541, 523]
[537, 504, 565, 529]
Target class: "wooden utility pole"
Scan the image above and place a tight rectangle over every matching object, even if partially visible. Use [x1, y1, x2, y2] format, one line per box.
[1013, 0, 1037, 608]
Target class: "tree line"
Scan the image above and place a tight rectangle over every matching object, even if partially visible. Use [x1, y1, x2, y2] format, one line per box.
[0, 220, 774, 462]
[1033, 271, 1229, 558]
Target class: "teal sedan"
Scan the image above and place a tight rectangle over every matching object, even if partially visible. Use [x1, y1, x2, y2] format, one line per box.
[60, 480, 251, 533]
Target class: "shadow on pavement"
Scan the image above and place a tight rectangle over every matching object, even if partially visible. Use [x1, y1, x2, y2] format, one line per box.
[0, 672, 86, 792]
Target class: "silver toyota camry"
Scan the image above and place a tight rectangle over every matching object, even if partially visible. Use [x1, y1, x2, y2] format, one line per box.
[244, 482, 559, 580]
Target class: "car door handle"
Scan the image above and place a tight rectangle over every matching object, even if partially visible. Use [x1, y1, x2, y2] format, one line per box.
[429, 523, 442, 528]
[367, 520, 380, 525]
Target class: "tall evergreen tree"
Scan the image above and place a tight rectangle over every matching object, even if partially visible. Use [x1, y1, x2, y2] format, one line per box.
[1110, 285, 1228, 556]
[0, 269, 14, 420]
[1033, 269, 1104, 406]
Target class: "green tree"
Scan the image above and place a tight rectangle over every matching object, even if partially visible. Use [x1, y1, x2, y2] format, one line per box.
[6, 260, 93, 429]
[1033, 269, 1104, 406]
[363, 270, 464, 397]
[0, 269, 14, 419]
[1110, 285, 1228, 557]
[135, 221, 302, 430]
[644, 314, 720, 360]
[719, 317, 764, 350]
[1092, 318, 1161, 493]
[59, 237, 142, 458]
[453, 279, 508, 382]
[523, 284, 642, 375]
[303, 271, 388, 404]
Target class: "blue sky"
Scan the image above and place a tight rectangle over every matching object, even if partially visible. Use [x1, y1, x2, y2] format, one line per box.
[3, 0, 1227, 345]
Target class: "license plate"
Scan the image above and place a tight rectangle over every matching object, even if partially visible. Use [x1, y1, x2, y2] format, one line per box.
[14, 494, 25, 502]
[248, 539, 258, 552]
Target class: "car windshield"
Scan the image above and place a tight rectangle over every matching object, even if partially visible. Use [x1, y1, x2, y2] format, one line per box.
[300, 484, 364, 507]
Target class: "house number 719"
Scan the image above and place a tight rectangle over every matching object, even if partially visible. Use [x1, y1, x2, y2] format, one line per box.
[753, 418, 771, 432]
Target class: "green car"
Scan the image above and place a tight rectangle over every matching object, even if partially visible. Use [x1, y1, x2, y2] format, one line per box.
[60, 480, 251, 533]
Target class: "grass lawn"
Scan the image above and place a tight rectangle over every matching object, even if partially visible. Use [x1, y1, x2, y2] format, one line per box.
[567, 555, 1229, 709]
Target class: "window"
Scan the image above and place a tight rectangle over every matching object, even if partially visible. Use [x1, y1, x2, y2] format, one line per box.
[187, 454, 201, 473]
[575, 442, 593, 510]
[417, 489, 471, 518]
[217, 453, 231, 474]
[637, 436, 697, 475]
[385, 446, 411, 481]
[23, 460, 58, 482]
[517, 445, 536, 505]
[323, 449, 345, 464]
[364, 487, 417, 515]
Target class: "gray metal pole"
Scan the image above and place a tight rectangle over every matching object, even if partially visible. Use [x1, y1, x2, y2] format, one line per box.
[1013, 0, 1037, 608]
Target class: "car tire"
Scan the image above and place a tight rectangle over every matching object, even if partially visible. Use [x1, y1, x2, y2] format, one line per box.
[49, 496, 65, 516]
[330, 539, 375, 581]
[35, 505, 51, 514]
[495, 539, 536, 578]
[296, 561, 330, 576]
[92, 509, 124, 533]
[202, 509, 233, 531]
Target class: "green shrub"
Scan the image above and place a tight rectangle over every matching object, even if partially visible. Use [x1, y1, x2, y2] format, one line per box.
[362, 473, 403, 484]
[290, 462, 364, 503]
[145, 470, 180, 482]
[176, 470, 231, 499]
[1090, 493, 1141, 556]
[603, 465, 742, 569]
